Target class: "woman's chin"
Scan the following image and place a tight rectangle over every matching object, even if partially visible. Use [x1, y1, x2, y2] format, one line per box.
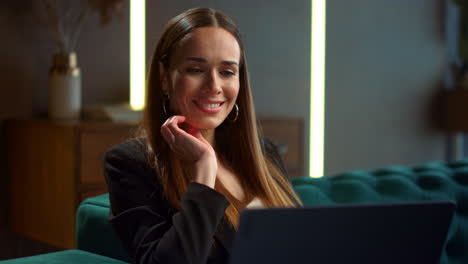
[185, 117, 224, 130]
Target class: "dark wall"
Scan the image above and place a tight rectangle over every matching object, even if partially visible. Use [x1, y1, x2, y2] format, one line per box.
[0, 1, 130, 119]
[325, 0, 447, 175]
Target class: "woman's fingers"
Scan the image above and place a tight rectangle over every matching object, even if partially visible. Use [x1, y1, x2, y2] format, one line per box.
[161, 116, 186, 141]
[166, 115, 186, 126]
[161, 115, 198, 148]
[166, 117, 196, 144]
[164, 116, 184, 134]
[161, 115, 215, 162]
[160, 125, 175, 145]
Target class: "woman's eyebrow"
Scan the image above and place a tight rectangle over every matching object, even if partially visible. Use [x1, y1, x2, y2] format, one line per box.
[221, 61, 239, 66]
[186, 57, 238, 66]
[187, 57, 206, 63]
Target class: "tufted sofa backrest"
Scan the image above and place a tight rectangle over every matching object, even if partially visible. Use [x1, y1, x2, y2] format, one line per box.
[291, 160, 468, 264]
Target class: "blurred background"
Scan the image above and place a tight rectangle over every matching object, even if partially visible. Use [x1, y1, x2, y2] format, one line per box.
[0, 0, 462, 259]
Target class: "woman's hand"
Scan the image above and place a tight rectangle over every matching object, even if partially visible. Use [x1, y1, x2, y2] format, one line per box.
[160, 116, 217, 188]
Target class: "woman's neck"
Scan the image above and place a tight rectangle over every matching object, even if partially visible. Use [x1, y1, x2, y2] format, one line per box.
[200, 128, 215, 147]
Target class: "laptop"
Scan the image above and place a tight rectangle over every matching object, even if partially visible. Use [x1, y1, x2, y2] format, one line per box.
[229, 201, 455, 264]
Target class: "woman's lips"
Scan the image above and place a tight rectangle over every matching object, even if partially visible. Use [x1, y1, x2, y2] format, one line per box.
[193, 100, 224, 114]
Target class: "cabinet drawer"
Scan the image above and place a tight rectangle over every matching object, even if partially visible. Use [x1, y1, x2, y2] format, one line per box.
[80, 130, 134, 184]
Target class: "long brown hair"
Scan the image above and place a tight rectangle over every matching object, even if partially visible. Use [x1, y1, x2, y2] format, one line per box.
[142, 7, 302, 228]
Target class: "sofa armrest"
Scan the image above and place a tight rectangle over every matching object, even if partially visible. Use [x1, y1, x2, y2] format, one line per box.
[75, 194, 130, 263]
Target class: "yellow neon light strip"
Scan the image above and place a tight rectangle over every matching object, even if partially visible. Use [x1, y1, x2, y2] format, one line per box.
[309, 0, 326, 177]
[130, 0, 146, 110]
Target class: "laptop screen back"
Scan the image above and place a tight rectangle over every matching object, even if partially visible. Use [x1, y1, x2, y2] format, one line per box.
[229, 202, 454, 264]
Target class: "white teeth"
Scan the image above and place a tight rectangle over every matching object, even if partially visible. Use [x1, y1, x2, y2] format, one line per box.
[199, 103, 220, 108]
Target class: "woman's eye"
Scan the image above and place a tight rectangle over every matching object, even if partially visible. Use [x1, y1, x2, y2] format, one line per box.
[187, 68, 204, 73]
[220, 70, 235, 77]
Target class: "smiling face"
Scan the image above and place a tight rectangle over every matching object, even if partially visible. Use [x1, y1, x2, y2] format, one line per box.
[161, 26, 241, 130]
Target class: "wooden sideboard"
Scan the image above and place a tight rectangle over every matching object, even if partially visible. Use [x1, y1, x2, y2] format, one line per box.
[444, 89, 468, 132]
[5, 118, 302, 249]
[5, 120, 138, 249]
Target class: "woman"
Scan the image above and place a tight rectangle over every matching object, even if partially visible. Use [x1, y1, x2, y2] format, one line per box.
[104, 7, 302, 264]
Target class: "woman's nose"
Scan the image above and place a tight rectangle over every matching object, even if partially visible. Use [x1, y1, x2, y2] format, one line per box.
[204, 71, 222, 94]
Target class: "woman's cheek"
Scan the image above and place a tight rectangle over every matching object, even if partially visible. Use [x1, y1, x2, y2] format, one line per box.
[170, 77, 194, 112]
[227, 82, 240, 100]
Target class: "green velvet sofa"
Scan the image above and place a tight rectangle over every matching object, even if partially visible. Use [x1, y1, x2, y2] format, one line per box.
[2, 160, 467, 264]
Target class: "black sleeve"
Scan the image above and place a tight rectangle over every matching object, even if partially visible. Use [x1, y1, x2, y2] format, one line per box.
[104, 140, 230, 264]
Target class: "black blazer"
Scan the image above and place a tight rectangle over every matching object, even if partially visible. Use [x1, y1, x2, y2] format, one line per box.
[104, 138, 288, 264]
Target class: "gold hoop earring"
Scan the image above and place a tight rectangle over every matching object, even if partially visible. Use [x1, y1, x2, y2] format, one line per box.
[162, 93, 170, 116]
[228, 103, 239, 122]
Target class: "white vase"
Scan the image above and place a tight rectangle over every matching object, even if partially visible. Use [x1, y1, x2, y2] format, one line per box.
[48, 52, 81, 120]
